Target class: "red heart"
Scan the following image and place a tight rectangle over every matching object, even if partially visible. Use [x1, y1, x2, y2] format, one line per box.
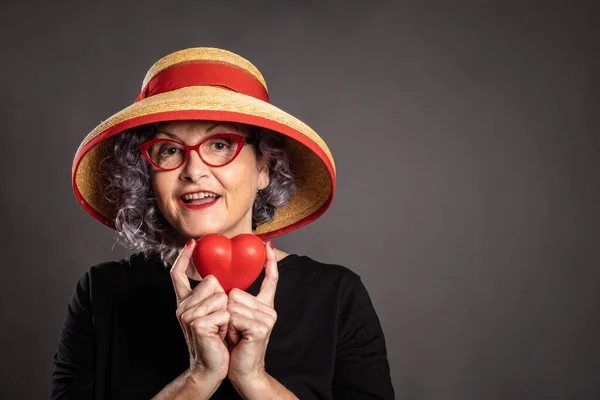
[192, 233, 267, 293]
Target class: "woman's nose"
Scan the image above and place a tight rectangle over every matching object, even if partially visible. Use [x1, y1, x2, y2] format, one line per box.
[180, 149, 210, 182]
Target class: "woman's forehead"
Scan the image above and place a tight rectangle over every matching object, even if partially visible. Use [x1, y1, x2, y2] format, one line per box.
[157, 120, 249, 135]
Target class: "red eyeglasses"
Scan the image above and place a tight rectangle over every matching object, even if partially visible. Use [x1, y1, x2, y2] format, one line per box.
[139, 133, 250, 171]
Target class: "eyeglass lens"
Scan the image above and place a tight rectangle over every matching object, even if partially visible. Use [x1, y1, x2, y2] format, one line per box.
[147, 136, 241, 169]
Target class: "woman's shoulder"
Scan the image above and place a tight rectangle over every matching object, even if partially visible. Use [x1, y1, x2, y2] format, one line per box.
[86, 252, 164, 275]
[82, 252, 168, 294]
[273, 254, 377, 325]
[278, 253, 363, 290]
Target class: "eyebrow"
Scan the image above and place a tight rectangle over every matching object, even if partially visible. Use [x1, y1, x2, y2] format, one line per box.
[156, 122, 243, 140]
[154, 130, 181, 140]
[207, 122, 242, 133]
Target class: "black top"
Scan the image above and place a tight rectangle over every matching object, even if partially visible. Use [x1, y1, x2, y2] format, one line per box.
[51, 252, 395, 399]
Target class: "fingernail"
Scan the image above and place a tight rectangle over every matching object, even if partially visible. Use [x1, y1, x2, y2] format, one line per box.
[186, 239, 195, 247]
[268, 240, 274, 249]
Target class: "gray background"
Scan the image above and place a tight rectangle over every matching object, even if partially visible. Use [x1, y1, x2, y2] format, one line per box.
[1, 0, 599, 398]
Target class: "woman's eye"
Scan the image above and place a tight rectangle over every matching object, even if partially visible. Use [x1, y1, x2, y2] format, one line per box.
[160, 146, 182, 157]
[209, 138, 233, 151]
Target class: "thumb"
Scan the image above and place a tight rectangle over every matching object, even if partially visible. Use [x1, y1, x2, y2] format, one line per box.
[227, 321, 242, 347]
[187, 255, 203, 281]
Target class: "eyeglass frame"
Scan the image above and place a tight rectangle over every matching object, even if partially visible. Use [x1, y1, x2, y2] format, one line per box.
[139, 132, 253, 171]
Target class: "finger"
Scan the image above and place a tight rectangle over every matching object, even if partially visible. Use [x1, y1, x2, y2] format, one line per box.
[228, 288, 261, 309]
[227, 302, 277, 328]
[228, 313, 271, 341]
[227, 290, 278, 323]
[190, 311, 231, 356]
[227, 288, 277, 322]
[177, 275, 225, 317]
[218, 318, 228, 342]
[176, 275, 225, 347]
[187, 256, 203, 281]
[257, 240, 279, 306]
[170, 239, 196, 304]
[180, 292, 228, 326]
[190, 310, 231, 338]
[227, 320, 242, 347]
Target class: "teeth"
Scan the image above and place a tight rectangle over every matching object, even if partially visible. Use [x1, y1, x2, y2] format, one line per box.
[182, 192, 219, 200]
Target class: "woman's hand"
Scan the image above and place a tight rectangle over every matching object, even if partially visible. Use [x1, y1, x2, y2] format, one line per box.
[226, 240, 279, 387]
[170, 239, 230, 392]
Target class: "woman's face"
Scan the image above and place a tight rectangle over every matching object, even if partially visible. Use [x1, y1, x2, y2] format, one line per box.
[150, 120, 269, 241]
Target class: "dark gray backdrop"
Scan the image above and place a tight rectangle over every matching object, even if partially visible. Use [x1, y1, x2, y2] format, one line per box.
[1, 0, 599, 399]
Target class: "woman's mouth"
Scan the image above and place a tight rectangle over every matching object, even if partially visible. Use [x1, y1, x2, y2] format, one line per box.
[178, 191, 221, 209]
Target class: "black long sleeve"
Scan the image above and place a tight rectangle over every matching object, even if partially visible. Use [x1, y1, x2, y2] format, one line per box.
[51, 253, 395, 399]
[333, 275, 395, 399]
[52, 272, 95, 399]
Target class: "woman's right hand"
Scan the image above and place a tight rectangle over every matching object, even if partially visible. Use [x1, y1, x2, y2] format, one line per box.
[170, 239, 230, 390]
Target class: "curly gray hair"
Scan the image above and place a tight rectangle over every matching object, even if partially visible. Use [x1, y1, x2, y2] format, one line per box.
[99, 123, 295, 262]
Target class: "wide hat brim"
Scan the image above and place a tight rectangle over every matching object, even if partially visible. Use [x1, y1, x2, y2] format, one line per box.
[73, 84, 336, 239]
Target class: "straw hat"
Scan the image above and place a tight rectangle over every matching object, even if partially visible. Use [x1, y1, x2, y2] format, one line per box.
[72, 47, 336, 239]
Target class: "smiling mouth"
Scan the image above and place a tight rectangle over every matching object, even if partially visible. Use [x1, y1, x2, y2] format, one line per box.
[180, 192, 221, 206]
[181, 197, 220, 206]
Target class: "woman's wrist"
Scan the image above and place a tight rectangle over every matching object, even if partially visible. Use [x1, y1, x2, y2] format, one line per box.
[230, 371, 269, 399]
[229, 369, 267, 390]
[151, 369, 223, 400]
[230, 371, 298, 400]
[186, 369, 225, 397]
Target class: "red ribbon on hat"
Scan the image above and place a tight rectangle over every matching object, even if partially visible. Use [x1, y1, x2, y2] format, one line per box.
[134, 62, 269, 103]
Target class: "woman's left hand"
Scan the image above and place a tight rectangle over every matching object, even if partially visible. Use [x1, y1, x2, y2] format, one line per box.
[226, 240, 279, 386]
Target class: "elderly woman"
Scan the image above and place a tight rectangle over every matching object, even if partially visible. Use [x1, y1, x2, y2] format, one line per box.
[52, 48, 394, 399]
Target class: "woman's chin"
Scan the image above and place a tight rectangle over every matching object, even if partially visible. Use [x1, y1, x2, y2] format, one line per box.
[182, 228, 221, 239]
[175, 218, 223, 237]
[174, 218, 252, 239]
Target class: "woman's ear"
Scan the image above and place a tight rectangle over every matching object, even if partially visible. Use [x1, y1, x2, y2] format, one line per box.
[255, 146, 270, 185]
[258, 160, 270, 190]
